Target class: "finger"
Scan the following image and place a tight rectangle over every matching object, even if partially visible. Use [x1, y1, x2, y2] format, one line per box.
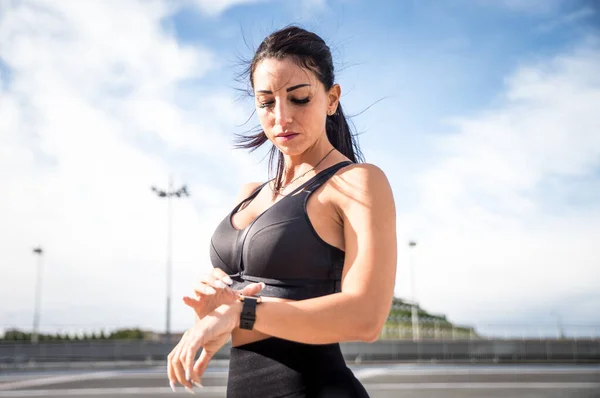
[193, 282, 217, 296]
[175, 349, 193, 390]
[171, 335, 193, 390]
[167, 349, 178, 392]
[187, 289, 236, 312]
[183, 296, 214, 321]
[239, 282, 265, 296]
[183, 296, 207, 318]
[182, 295, 202, 309]
[211, 268, 234, 285]
[200, 275, 225, 289]
[212, 279, 228, 289]
[181, 333, 203, 390]
[200, 273, 230, 290]
[184, 344, 199, 389]
[167, 342, 185, 392]
[191, 349, 212, 387]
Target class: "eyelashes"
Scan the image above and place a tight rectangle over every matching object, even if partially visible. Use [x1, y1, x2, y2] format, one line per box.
[258, 97, 310, 108]
[292, 97, 310, 105]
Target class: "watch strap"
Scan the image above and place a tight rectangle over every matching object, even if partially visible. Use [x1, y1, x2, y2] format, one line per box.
[239, 296, 260, 330]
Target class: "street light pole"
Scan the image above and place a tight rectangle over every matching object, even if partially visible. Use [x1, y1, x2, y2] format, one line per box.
[151, 175, 190, 343]
[551, 310, 565, 339]
[32, 246, 44, 344]
[408, 240, 420, 341]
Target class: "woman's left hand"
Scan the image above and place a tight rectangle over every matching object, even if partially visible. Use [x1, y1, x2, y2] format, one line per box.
[167, 302, 241, 390]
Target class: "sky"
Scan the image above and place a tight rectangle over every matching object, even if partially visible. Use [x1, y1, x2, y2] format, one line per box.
[1, 0, 599, 339]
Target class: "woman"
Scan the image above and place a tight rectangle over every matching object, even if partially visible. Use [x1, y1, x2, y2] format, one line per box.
[167, 26, 397, 397]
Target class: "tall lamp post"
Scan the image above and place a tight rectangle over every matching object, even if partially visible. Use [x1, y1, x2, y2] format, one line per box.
[551, 310, 565, 339]
[408, 240, 420, 341]
[151, 175, 190, 343]
[32, 246, 44, 344]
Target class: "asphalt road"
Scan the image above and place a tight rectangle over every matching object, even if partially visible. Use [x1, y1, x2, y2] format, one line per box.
[1, 363, 599, 398]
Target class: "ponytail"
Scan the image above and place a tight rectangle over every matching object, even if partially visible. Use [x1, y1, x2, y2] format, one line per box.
[325, 103, 363, 164]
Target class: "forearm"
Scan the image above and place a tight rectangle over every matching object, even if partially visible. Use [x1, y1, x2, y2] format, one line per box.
[246, 292, 387, 344]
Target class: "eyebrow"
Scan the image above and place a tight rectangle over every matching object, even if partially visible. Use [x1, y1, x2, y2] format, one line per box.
[256, 84, 311, 94]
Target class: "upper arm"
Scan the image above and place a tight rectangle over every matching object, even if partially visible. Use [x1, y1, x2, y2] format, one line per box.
[337, 164, 397, 323]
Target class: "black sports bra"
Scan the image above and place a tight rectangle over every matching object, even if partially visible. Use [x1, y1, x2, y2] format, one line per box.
[209, 161, 353, 300]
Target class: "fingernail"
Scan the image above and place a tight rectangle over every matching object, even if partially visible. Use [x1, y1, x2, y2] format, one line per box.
[193, 381, 204, 388]
[206, 286, 216, 294]
[214, 280, 227, 289]
[169, 381, 176, 392]
[222, 276, 233, 285]
[185, 370, 190, 380]
[185, 386, 196, 394]
[260, 282, 266, 289]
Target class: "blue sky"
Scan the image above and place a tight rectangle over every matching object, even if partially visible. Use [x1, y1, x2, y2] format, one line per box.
[1, 0, 599, 338]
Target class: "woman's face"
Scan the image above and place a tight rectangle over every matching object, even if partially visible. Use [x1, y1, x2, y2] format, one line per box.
[252, 57, 339, 156]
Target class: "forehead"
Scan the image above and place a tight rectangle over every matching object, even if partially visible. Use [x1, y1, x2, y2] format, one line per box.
[253, 58, 319, 92]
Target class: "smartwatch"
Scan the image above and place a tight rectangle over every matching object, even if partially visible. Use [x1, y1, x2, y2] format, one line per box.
[239, 295, 261, 330]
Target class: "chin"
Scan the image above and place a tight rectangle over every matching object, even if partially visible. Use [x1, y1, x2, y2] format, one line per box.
[275, 144, 306, 157]
[270, 139, 307, 156]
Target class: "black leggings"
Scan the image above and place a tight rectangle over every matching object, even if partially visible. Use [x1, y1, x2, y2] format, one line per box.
[227, 337, 370, 398]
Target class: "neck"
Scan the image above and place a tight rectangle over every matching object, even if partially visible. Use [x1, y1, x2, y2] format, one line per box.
[282, 140, 335, 184]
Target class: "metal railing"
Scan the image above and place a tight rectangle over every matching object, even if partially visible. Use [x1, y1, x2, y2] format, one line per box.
[379, 321, 600, 341]
[1, 338, 598, 368]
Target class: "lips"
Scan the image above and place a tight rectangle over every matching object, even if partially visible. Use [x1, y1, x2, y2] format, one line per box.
[275, 132, 299, 142]
[276, 132, 298, 137]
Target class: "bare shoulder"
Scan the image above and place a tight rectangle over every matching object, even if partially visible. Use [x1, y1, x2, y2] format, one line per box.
[233, 181, 264, 205]
[333, 163, 394, 206]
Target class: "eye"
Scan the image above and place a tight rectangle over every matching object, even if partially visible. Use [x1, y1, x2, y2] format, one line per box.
[258, 101, 274, 109]
[292, 97, 310, 105]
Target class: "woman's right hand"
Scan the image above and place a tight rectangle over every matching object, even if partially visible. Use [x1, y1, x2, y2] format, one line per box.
[182, 268, 264, 320]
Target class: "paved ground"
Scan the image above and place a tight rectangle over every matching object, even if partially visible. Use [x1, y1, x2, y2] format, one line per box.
[1, 363, 599, 397]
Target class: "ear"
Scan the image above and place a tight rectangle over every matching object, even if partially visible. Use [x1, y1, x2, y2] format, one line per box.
[328, 84, 341, 111]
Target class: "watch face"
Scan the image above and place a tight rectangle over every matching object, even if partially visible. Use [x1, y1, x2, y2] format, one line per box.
[241, 296, 258, 303]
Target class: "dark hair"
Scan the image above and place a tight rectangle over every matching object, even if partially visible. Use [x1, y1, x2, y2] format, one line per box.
[235, 26, 364, 193]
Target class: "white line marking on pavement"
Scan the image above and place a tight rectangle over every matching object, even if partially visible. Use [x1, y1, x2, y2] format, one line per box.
[0, 371, 228, 388]
[364, 382, 600, 390]
[11, 371, 230, 380]
[0, 383, 599, 396]
[0, 387, 226, 397]
[353, 368, 390, 380]
[0, 372, 121, 391]
[355, 367, 600, 379]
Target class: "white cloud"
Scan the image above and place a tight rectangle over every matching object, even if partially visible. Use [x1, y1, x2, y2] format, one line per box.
[396, 38, 600, 334]
[189, 0, 269, 16]
[187, 0, 328, 17]
[0, 0, 265, 335]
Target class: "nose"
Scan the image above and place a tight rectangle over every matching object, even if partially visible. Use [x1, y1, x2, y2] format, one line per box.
[274, 101, 292, 129]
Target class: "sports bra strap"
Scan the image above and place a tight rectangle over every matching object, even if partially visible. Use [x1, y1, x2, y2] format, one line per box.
[234, 161, 353, 211]
[301, 161, 353, 193]
[233, 181, 269, 213]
